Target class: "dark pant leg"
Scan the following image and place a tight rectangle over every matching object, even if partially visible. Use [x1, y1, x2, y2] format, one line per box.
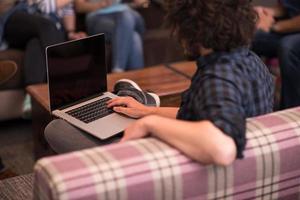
[23, 38, 47, 85]
[252, 30, 300, 109]
[4, 11, 65, 85]
[0, 157, 4, 171]
[44, 119, 121, 154]
[4, 11, 65, 48]
[278, 33, 300, 109]
[251, 30, 282, 58]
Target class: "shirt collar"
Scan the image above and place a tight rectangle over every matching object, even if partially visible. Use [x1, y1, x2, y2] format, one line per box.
[196, 47, 249, 69]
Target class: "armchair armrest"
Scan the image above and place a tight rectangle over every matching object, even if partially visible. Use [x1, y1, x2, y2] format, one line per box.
[34, 107, 300, 200]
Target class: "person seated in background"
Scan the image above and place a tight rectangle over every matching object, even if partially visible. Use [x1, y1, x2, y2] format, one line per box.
[0, 60, 17, 86]
[252, 0, 300, 109]
[74, 0, 148, 72]
[0, 0, 86, 117]
[45, 0, 274, 166]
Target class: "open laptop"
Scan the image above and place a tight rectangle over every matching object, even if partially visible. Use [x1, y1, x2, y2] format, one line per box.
[46, 33, 135, 139]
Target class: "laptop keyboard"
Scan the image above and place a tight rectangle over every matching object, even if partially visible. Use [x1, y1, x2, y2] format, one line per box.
[66, 97, 114, 123]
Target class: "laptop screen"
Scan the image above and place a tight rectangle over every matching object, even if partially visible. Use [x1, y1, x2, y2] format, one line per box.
[46, 34, 107, 111]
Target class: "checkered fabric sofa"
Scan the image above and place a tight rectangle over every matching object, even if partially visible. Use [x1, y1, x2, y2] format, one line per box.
[33, 107, 300, 200]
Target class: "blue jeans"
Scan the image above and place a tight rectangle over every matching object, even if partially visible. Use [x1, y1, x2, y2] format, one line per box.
[86, 8, 145, 71]
[252, 30, 300, 109]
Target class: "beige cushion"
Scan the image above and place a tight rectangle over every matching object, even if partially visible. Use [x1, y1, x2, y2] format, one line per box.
[0, 90, 24, 120]
[0, 49, 24, 90]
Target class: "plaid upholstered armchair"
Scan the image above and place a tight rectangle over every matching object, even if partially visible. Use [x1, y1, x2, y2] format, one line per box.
[33, 107, 300, 200]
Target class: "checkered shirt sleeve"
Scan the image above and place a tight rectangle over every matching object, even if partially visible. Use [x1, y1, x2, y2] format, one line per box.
[177, 49, 274, 159]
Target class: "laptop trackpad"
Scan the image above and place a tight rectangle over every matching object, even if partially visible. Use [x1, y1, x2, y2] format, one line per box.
[87, 113, 136, 139]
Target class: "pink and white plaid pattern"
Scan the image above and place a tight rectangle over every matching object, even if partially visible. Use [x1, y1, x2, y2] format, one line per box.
[34, 107, 300, 200]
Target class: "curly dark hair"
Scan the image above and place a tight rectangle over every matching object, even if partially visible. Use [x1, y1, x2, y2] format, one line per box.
[164, 0, 257, 58]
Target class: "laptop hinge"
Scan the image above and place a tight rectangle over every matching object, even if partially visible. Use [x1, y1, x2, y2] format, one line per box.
[57, 92, 104, 111]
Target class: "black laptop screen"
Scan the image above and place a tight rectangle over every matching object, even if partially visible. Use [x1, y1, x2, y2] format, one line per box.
[47, 34, 107, 111]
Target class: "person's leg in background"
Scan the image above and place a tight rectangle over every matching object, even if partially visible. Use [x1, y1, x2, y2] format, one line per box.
[251, 30, 283, 109]
[127, 8, 145, 70]
[4, 11, 66, 117]
[251, 30, 282, 58]
[128, 31, 144, 69]
[278, 33, 300, 109]
[23, 39, 45, 85]
[85, 13, 116, 41]
[252, 30, 300, 109]
[113, 9, 145, 71]
[85, 13, 117, 72]
[4, 11, 66, 86]
[129, 8, 145, 35]
[85, 10, 145, 72]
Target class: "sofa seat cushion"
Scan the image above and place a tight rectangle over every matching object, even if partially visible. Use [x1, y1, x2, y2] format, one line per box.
[0, 90, 24, 121]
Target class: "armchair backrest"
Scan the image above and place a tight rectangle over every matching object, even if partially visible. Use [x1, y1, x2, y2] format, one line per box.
[34, 107, 300, 200]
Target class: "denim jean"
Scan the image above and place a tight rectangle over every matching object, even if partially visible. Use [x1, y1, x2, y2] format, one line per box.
[86, 8, 145, 71]
[252, 30, 300, 109]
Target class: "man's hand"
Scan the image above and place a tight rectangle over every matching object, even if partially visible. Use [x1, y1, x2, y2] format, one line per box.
[255, 6, 275, 32]
[97, 0, 113, 9]
[68, 31, 87, 40]
[107, 96, 152, 118]
[132, 0, 149, 8]
[121, 116, 153, 142]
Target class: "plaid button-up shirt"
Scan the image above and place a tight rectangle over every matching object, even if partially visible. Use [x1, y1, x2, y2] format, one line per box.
[177, 48, 274, 158]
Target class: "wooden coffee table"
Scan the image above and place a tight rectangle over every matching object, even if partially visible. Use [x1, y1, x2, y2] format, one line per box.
[167, 61, 197, 79]
[26, 62, 196, 159]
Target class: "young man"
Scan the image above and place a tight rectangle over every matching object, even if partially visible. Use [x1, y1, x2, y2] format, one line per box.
[253, 0, 300, 109]
[45, 0, 274, 166]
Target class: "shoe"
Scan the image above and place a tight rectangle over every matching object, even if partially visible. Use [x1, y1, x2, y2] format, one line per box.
[0, 60, 17, 86]
[22, 94, 32, 120]
[114, 79, 160, 107]
[112, 68, 125, 73]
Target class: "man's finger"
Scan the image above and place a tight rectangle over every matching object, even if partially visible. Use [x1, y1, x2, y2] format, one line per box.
[107, 97, 129, 107]
[113, 106, 139, 118]
[113, 106, 131, 115]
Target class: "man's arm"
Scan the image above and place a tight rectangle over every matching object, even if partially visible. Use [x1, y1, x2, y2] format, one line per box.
[268, 3, 286, 18]
[0, 0, 16, 14]
[254, 2, 286, 32]
[118, 67, 248, 166]
[56, 0, 73, 9]
[107, 96, 179, 118]
[62, 14, 87, 40]
[272, 15, 300, 33]
[122, 115, 237, 166]
[74, 0, 113, 13]
[62, 14, 76, 33]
